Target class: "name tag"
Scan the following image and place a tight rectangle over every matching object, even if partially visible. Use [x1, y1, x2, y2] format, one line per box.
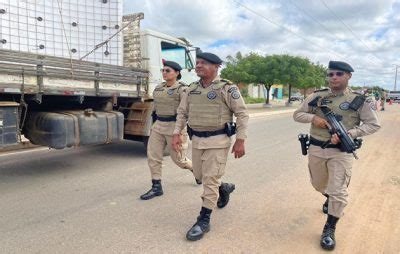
[189, 90, 201, 95]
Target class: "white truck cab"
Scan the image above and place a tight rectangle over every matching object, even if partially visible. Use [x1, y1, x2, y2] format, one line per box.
[139, 29, 198, 97]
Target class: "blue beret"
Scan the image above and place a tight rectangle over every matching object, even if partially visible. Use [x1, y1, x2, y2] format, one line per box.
[328, 61, 354, 72]
[163, 60, 182, 71]
[196, 52, 223, 64]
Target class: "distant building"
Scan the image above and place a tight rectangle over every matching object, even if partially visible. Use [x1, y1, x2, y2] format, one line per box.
[248, 84, 283, 100]
[0, 0, 123, 65]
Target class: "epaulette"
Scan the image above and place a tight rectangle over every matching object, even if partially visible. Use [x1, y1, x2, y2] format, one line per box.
[313, 88, 329, 93]
[178, 81, 189, 87]
[352, 91, 364, 96]
[220, 78, 233, 85]
[188, 82, 199, 90]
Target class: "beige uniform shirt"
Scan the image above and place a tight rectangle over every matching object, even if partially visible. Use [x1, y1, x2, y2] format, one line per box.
[173, 76, 249, 149]
[151, 81, 187, 136]
[293, 88, 381, 139]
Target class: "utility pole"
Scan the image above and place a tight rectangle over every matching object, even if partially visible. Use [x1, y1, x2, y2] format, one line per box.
[394, 64, 399, 91]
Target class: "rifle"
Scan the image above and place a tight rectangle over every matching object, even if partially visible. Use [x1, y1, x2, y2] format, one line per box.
[319, 104, 362, 159]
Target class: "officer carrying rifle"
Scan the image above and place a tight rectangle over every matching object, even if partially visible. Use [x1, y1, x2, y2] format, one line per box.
[293, 61, 380, 250]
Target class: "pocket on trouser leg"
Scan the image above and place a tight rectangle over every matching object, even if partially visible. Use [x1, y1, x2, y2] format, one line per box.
[345, 169, 352, 187]
[307, 164, 313, 182]
[216, 155, 227, 178]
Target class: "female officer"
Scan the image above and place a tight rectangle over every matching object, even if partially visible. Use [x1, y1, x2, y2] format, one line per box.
[140, 60, 200, 200]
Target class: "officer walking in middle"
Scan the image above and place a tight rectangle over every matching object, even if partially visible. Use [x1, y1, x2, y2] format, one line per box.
[172, 52, 249, 241]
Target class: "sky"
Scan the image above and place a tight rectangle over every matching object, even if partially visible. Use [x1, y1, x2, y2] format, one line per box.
[123, 0, 400, 90]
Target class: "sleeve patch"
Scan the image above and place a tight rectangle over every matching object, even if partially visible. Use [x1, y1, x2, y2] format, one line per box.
[228, 86, 238, 93]
[231, 91, 241, 99]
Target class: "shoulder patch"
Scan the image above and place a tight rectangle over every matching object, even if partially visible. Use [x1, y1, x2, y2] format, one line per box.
[365, 97, 377, 111]
[231, 91, 241, 99]
[227, 86, 238, 93]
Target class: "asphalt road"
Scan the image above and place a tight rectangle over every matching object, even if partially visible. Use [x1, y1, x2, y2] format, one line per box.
[1, 105, 399, 254]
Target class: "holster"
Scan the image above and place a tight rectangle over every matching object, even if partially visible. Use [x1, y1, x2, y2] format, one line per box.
[224, 122, 237, 137]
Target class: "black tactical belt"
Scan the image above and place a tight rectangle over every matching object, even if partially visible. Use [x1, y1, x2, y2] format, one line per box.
[191, 128, 226, 138]
[309, 136, 341, 149]
[156, 115, 177, 122]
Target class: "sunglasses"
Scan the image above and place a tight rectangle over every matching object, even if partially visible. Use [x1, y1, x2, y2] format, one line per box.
[327, 71, 345, 77]
[161, 68, 172, 73]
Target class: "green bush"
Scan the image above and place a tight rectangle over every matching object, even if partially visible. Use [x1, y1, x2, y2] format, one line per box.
[243, 97, 265, 104]
[240, 87, 249, 97]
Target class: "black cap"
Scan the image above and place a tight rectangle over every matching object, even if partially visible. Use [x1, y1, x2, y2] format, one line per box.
[163, 60, 182, 71]
[196, 52, 223, 64]
[328, 61, 354, 72]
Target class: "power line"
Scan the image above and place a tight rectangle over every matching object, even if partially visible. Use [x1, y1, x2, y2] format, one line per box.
[287, 0, 382, 68]
[319, 0, 384, 64]
[288, 0, 332, 35]
[232, 0, 344, 59]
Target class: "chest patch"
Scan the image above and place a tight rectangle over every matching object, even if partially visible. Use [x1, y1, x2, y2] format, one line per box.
[167, 89, 174, 95]
[207, 91, 217, 100]
[339, 102, 350, 110]
[154, 88, 164, 92]
[189, 90, 201, 95]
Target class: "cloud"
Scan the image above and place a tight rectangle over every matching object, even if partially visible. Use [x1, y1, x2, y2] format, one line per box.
[124, 0, 400, 90]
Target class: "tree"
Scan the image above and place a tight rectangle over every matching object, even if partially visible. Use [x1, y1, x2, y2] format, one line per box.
[220, 52, 250, 84]
[221, 53, 326, 105]
[237, 54, 281, 104]
[295, 62, 326, 98]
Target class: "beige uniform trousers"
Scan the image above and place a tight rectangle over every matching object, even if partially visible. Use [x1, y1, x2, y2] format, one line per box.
[308, 145, 354, 218]
[192, 147, 230, 210]
[147, 130, 192, 180]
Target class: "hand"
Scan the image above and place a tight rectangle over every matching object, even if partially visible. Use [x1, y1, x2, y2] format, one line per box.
[172, 134, 182, 152]
[312, 116, 329, 129]
[330, 134, 340, 144]
[231, 139, 245, 159]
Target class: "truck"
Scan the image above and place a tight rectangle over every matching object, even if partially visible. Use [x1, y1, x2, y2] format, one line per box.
[387, 91, 400, 102]
[0, 11, 198, 152]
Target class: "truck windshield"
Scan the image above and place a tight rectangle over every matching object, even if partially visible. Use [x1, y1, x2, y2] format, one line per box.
[161, 42, 193, 70]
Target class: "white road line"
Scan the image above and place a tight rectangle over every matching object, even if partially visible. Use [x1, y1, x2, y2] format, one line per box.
[249, 109, 296, 119]
[0, 147, 49, 157]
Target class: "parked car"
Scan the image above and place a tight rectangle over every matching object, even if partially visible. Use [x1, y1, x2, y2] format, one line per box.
[290, 92, 304, 102]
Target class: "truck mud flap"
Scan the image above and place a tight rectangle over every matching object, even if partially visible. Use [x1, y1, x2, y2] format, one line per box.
[0, 102, 19, 147]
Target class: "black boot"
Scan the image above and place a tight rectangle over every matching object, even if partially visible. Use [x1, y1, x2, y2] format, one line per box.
[320, 215, 339, 250]
[140, 179, 163, 200]
[322, 194, 329, 214]
[186, 207, 212, 241]
[217, 182, 235, 208]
